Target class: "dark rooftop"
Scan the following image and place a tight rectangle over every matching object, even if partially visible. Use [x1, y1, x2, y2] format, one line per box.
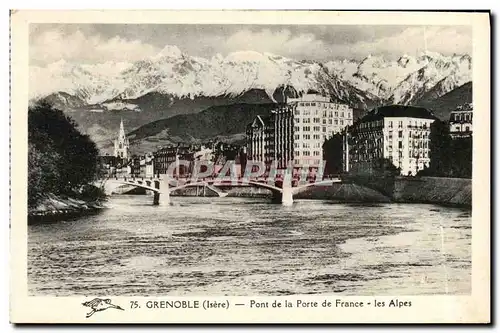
[359, 105, 438, 123]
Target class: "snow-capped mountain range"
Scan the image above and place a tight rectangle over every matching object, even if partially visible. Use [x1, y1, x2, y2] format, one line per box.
[30, 46, 472, 153]
[30, 46, 471, 109]
[324, 51, 471, 105]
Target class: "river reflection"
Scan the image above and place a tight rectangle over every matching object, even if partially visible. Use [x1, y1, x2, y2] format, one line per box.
[28, 195, 471, 296]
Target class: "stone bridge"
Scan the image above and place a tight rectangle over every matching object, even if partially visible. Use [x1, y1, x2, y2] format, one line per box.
[101, 175, 342, 206]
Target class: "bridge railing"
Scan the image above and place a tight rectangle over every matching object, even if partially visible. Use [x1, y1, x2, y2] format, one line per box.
[105, 174, 342, 188]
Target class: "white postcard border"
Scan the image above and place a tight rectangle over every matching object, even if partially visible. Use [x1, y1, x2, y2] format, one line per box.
[9, 10, 491, 324]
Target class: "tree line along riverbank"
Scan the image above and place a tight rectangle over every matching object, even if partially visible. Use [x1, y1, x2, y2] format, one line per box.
[28, 102, 106, 223]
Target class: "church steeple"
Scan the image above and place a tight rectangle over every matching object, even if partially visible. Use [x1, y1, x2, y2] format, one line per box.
[119, 118, 125, 138]
[114, 118, 130, 160]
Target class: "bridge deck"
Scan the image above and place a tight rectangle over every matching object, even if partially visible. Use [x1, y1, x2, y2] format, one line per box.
[104, 177, 342, 195]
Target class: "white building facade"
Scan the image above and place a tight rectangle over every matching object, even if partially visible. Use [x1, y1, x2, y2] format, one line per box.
[347, 106, 436, 176]
[246, 93, 353, 172]
[287, 94, 353, 168]
[449, 103, 473, 138]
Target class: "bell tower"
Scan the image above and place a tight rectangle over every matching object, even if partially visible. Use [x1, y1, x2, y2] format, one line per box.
[113, 118, 130, 160]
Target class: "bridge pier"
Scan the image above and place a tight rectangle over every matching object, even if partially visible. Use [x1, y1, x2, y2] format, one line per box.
[153, 180, 160, 205]
[281, 174, 294, 206]
[161, 176, 171, 205]
[153, 175, 170, 206]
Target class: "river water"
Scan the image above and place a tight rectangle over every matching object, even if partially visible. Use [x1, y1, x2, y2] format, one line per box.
[28, 195, 471, 296]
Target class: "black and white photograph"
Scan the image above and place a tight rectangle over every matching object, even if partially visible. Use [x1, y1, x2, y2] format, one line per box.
[9, 9, 490, 324]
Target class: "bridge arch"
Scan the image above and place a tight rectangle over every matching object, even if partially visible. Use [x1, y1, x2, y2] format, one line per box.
[168, 179, 283, 193]
[103, 179, 161, 194]
[292, 179, 341, 195]
[246, 180, 283, 193]
[102, 176, 347, 205]
[170, 181, 211, 192]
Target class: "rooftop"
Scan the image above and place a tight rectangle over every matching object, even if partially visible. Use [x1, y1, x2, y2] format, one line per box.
[247, 115, 271, 128]
[287, 92, 331, 103]
[453, 103, 473, 112]
[359, 105, 438, 123]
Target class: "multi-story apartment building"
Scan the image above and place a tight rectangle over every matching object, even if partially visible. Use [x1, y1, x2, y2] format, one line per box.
[246, 92, 353, 172]
[245, 115, 274, 167]
[287, 93, 353, 168]
[153, 145, 192, 177]
[128, 155, 141, 177]
[449, 103, 473, 138]
[346, 105, 437, 176]
[138, 153, 154, 178]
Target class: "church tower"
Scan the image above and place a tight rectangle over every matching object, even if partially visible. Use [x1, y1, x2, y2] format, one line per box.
[113, 119, 130, 160]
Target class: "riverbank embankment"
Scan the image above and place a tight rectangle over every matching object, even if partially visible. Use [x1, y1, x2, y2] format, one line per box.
[392, 176, 471, 208]
[28, 193, 105, 223]
[169, 176, 471, 208]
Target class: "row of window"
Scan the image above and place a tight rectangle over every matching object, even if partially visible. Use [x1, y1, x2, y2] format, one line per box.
[293, 159, 322, 165]
[452, 112, 473, 122]
[387, 131, 430, 139]
[294, 142, 322, 149]
[387, 141, 429, 151]
[294, 133, 333, 140]
[295, 126, 321, 132]
[451, 125, 471, 132]
[295, 125, 345, 132]
[294, 134, 323, 141]
[356, 120, 432, 131]
[298, 102, 348, 109]
[387, 156, 429, 163]
[388, 120, 430, 129]
[295, 110, 351, 118]
[322, 118, 350, 125]
[295, 150, 321, 157]
[387, 151, 429, 158]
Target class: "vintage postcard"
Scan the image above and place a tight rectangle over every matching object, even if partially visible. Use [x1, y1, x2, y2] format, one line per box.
[10, 10, 490, 323]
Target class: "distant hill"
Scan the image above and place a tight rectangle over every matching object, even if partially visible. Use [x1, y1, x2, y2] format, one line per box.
[41, 89, 274, 150]
[416, 81, 472, 120]
[123, 103, 276, 154]
[40, 91, 87, 110]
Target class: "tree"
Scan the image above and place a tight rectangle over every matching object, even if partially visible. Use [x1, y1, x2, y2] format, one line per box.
[28, 102, 101, 206]
[427, 120, 453, 176]
[28, 143, 61, 207]
[322, 133, 343, 175]
[418, 120, 472, 178]
[373, 157, 401, 176]
[449, 136, 472, 178]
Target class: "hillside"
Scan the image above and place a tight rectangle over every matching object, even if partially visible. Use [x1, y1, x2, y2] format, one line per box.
[123, 103, 276, 154]
[48, 89, 274, 149]
[416, 81, 472, 120]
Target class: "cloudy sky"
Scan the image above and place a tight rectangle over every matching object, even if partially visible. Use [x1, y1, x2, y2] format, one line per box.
[29, 24, 472, 65]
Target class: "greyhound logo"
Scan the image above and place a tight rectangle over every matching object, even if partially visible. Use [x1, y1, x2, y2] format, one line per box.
[82, 298, 124, 318]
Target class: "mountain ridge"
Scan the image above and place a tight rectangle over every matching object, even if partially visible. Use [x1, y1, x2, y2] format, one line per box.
[416, 81, 472, 120]
[31, 48, 472, 151]
[31, 48, 470, 106]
